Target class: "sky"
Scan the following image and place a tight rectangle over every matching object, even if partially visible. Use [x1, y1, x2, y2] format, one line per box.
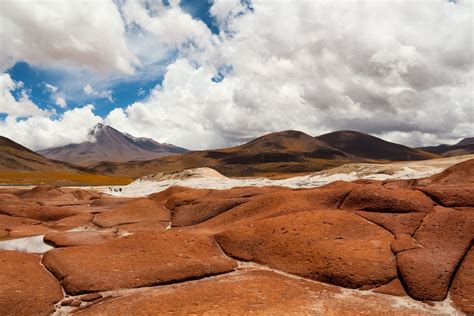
[0, 0, 472, 151]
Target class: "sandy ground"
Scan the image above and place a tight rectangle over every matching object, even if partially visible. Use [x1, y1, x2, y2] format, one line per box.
[100, 154, 474, 197]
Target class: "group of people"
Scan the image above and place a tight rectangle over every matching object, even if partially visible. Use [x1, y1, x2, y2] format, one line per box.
[108, 187, 122, 193]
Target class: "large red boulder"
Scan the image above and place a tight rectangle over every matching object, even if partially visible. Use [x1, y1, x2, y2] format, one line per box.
[42, 231, 237, 294]
[419, 158, 474, 186]
[93, 198, 170, 228]
[195, 183, 358, 232]
[450, 246, 474, 314]
[397, 209, 474, 301]
[77, 270, 444, 315]
[44, 229, 118, 247]
[216, 210, 397, 288]
[354, 211, 426, 235]
[0, 202, 78, 221]
[341, 186, 434, 213]
[0, 250, 63, 315]
[418, 185, 474, 207]
[0, 214, 57, 238]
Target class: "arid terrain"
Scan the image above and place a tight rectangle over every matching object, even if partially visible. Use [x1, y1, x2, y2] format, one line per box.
[2, 0, 472, 314]
[1, 158, 473, 315]
[0, 136, 131, 186]
[89, 130, 444, 179]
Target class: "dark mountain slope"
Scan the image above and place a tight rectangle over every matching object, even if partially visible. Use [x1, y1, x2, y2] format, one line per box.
[316, 130, 438, 161]
[90, 130, 356, 178]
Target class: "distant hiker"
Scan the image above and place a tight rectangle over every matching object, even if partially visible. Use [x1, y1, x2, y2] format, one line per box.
[119, 188, 122, 192]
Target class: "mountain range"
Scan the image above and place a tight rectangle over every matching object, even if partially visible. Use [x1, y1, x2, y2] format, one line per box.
[0, 135, 129, 185]
[418, 137, 474, 157]
[38, 123, 188, 166]
[1, 125, 473, 183]
[315, 130, 436, 161]
[90, 129, 442, 179]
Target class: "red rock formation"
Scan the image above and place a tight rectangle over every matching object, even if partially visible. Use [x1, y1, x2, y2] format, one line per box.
[0, 250, 63, 315]
[450, 246, 474, 314]
[93, 198, 170, 228]
[341, 185, 434, 213]
[42, 231, 237, 294]
[76, 270, 439, 315]
[397, 209, 474, 301]
[216, 210, 397, 288]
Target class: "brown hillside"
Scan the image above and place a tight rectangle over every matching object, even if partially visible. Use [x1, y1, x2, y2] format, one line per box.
[316, 130, 438, 161]
[0, 136, 130, 185]
[90, 130, 356, 178]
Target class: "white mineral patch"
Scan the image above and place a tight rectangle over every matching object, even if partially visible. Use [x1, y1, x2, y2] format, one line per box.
[100, 155, 474, 198]
[0, 235, 53, 253]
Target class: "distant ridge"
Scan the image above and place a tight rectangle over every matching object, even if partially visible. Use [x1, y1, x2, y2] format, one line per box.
[0, 135, 130, 185]
[38, 123, 188, 166]
[315, 130, 438, 161]
[418, 137, 474, 157]
[89, 130, 359, 179]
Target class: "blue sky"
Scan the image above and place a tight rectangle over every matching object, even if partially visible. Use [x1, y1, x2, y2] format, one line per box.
[0, 0, 472, 150]
[6, 0, 218, 118]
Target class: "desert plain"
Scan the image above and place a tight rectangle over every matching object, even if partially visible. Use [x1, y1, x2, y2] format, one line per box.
[1, 155, 473, 315]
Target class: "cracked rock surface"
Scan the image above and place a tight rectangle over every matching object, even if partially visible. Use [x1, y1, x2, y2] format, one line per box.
[0, 158, 472, 315]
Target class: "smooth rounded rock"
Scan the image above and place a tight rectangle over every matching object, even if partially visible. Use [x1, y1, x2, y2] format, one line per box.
[341, 186, 434, 213]
[93, 198, 170, 228]
[397, 209, 474, 301]
[76, 270, 449, 315]
[216, 210, 397, 288]
[0, 250, 63, 315]
[418, 185, 474, 207]
[42, 231, 237, 294]
[450, 246, 474, 314]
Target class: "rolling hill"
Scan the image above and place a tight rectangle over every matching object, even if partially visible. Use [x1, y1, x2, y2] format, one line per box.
[90, 130, 357, 179]
[0, 136, 130, 185]
[315, 130, 438, 161]
[419, 137, 474, 157]
[38, 123, 188, 166]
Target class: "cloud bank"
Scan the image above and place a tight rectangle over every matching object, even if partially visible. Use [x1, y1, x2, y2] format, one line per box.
[0, 0, 472, 150]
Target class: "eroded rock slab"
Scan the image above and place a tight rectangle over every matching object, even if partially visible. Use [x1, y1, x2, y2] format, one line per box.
[341, 186, 434, 213]
[0, 214, 58, 238]
[194, 183, 358, 232]
[42, 231, 237, 294]
[0, 250, 63, 315]
[77, 270, 451, 315]
[397, 209, 474, 301]
[418, 185, 474, 207]
[418, 158, 474, 186]
[216, 210, 397, 288]
[373, 278, 407, 297]
[155, 186, 287, 227]
[44, 230, 118, 247]
[93, 198, 170, 228]
[450, 246, 474, 314]
[18, 185, 100, 205]
[354, 211, 426, 235]
[0, 203, 78, 221]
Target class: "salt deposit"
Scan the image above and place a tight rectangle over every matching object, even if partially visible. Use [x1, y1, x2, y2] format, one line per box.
[102, 155, 474, 197]
[0, 235, 53, 253]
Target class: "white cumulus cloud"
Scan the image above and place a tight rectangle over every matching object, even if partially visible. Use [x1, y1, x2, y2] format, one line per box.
[55, 97, 67, 108]
[0, 0, 138, 74]
[83, 84, 94, 95]
[44, 83, 58, 94]
[104, 0, 474, 148]
[0, 73, 51, 118]
[1, 0, 473, 150]
[0, 105, 102, 150]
